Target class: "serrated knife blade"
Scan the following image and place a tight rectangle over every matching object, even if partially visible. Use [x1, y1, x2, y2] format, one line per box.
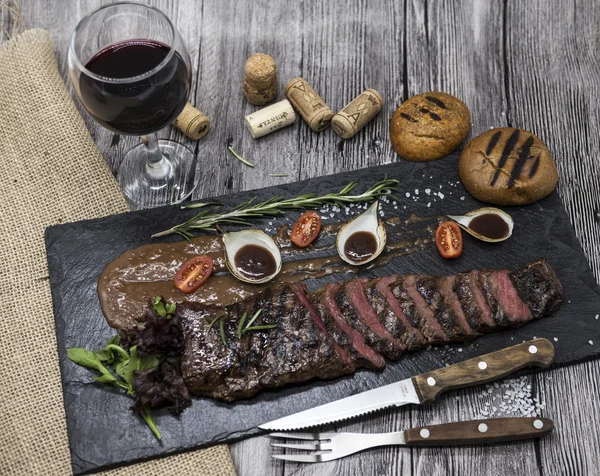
[259, 338, 554, 431]
[260, 378, 420, 431]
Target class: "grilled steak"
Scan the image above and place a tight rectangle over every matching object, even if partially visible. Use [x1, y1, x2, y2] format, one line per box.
[510, 259, 563, 318]
[318, 284, 386, 370]
[181, 285, 354, 401]
[180, 259, 563, 402]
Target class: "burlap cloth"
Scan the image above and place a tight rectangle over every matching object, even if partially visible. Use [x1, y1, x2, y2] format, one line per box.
[0, 28, 236, 476]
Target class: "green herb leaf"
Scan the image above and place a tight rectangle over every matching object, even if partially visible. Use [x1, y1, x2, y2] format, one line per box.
[106, 335, 120, 346]
[219, 319, 227, 347]
[236, 311, 248, 339]
[105, 344, 130, 361]
[244, 309, 263, 330]
[205, 311, 225, 336]
[243, 324, 278, 332]
[67, 348, 105, 372]
[166, 302, 177, 315]
[152, 297, 167, 317]
[141, 404, 162, 441]
[96, 348, 114, 363]
[228, 146, 255, 167]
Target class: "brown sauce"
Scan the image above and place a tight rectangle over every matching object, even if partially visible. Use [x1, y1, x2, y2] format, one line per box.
[468, 213, 509, 239]
[343, 231, 377, 263]
[98, 216, 440, 331]
[234, 244, 277, 280]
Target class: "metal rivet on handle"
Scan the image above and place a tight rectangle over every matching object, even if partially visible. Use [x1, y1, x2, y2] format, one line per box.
[528, 345, 538, 354]
[420, 429, 430, 439]
[478, 423, 488, 433]
[533, 419, 544, 429]
[478, 361, 487, 370]
[427, 377, 436, 386]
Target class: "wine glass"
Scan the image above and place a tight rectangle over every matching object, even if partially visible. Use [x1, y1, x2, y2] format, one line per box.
[68, 2, 198, 208]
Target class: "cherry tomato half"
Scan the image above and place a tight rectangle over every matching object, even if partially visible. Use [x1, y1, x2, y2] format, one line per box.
[435, 221, 463, 259]
[291, 211, 322, 248]
[174, 255, 214, 294]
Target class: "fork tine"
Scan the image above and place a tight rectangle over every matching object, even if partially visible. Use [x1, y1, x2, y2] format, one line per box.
[268, 432, 321, 440]
[271, 454, 321, 463]
[271, 443, 322, 451]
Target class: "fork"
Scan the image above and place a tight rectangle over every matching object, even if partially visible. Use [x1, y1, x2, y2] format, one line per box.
[269, 417, 554, 462]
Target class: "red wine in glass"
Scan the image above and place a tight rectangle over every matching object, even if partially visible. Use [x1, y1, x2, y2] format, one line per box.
[79, 39, 190, 135]
[68, 3, 198, 208]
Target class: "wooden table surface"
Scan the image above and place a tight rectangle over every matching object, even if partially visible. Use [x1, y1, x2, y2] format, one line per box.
[8, 0, 600, 474]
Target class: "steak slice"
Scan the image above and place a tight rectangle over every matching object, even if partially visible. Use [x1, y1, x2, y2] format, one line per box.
[181, 285, 354, 401]
[290, 283, 355, 369]
[316, 284, 386, 370]
[487, 270, 532, 325]
[414, 276, 475, 341]
[454, 271, 497, 333]
[369, 276, 426, 350]
[510, 258, 564, 319]
[339, 279, 405, 360]
[390, 276, 448, 343]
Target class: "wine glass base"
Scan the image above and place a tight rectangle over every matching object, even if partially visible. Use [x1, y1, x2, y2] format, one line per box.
[118, 140, 198, 208]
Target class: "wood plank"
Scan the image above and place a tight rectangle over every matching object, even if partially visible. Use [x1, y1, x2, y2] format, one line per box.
[404, 1, 538, 474]
[505, 1, 600, 474]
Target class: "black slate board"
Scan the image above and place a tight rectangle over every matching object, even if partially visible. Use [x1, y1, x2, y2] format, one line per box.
[46, 153, 600, 474]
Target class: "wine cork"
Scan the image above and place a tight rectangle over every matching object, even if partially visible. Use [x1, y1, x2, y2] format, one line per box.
[245, 53, 277, 88]
[332, 89, 384, 139]
[243, 79, 277, 106]
[285, 77, 334, 132]
[245, 99, 296, 139]
[173, 103, 210, 140]
[243, 53, 277, 105]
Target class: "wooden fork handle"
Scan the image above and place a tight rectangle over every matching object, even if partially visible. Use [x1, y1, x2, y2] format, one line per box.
[405, 417, 554, 445]
[412, 338, 554, 403]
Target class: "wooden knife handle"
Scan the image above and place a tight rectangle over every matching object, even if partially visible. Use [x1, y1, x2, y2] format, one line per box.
[405, 417, 554, 445]
[412, 338, 554, 403]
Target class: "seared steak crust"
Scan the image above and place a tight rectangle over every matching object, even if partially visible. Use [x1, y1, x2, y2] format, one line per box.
[180, 259, 563, 401]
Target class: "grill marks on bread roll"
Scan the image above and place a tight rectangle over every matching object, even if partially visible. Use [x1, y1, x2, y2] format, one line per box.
[459, 128, 558, 206]
[390, 91, 471, 162]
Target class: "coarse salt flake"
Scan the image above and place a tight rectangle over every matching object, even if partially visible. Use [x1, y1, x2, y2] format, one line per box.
[590, 340, 594, 345]
[425, 188, 431, 195]
[405, 192, 410, 198]
[438, 192, 445, 199]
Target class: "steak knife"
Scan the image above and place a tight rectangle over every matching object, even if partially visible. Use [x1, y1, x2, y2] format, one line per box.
[260, 338, 554, 431]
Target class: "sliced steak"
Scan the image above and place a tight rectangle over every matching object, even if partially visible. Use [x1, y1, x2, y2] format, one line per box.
[390, 276, 449, 343]
[362, 276, 425, 351]
[343, 279, 405, 360]
[316, 284, 386, 370]
[454, 271, 497, 333]
[510, 258, 564, 319]
[290, 283, 355, 369]
[414, 276, 475, 341]
[370, 276, 426, 350]
[487, 270, 532, 325]
[181, 285, 354, 401]
[478, 271, 512, 327]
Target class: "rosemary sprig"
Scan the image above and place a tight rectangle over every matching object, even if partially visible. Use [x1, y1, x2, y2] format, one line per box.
[228, 146, 255, 167]
[236, 312, 248, 339]
[153, 177, 398, 238]
[270, 173, 289, 177]
[238, 309, 277, 338]
[206, 311, 225, 336]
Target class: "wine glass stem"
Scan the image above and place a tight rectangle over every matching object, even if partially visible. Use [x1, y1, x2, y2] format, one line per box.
[142, 133, 169, 179]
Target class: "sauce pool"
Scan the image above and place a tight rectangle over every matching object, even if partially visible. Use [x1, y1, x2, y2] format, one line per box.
[234, 244, 277, 280]
[468, 213, 510, 239]
[344, 231, 378, 263]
